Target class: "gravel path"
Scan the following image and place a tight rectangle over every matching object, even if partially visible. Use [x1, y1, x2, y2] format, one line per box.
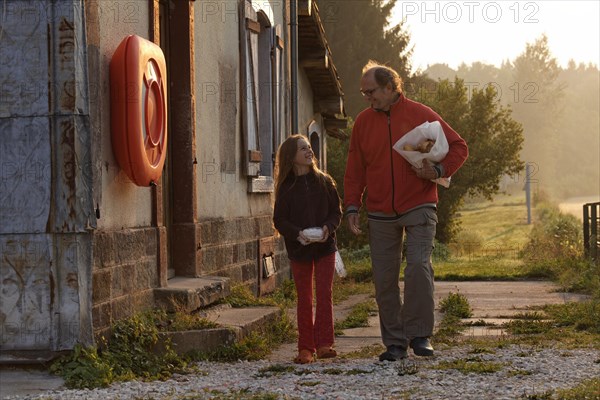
[8, 345, 600, 400]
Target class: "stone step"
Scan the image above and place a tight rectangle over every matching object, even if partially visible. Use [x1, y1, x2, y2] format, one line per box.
[157, 305, 281, 355]
[154, 276, 230, 313]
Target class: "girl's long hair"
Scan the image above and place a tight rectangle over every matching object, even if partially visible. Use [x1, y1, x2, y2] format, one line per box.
[274, 134, 335, 200]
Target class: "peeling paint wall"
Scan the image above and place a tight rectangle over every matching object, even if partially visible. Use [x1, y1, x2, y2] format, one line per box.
[0, 0, 93, 353]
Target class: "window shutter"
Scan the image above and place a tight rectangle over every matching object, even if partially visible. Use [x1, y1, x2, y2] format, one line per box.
[272, 25, 284, 161]
[240, 0, 261, 176]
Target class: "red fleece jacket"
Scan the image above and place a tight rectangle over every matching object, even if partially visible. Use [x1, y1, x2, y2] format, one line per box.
[344, 94, 468, 215]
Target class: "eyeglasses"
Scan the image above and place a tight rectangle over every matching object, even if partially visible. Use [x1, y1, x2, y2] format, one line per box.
[360, 86, 381, 97]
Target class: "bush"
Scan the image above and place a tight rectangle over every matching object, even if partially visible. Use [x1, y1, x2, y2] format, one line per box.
[521, 201, 583, 263]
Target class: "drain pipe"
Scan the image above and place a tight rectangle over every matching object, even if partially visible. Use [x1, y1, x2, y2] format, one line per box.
[290, 0, 299, 134]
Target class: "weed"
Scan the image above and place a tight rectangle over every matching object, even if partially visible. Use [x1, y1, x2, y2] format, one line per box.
[544, 300, 600, 334]
[434, 314, 466, 344]
[503, 314, 554, 335]
[221, 285, 277, 308]
[188, 311, 296, 362]
[51, 311, 189, 389]
[439, 292, 473, 318]
[153, 308, 219, 332]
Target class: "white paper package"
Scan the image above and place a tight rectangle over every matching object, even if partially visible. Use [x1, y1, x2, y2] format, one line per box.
[392, 121, 452, 188]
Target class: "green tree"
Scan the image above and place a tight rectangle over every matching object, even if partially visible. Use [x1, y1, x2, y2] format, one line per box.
[414, 79, 525, 242]
[319, 0, 412, 117]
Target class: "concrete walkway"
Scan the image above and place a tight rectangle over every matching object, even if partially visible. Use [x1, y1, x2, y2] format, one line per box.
[267, 280, 589, 362]
[0, 281, 590, 399]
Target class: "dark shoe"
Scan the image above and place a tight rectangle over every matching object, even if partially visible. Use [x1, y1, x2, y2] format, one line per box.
[410, 337, 434, 357]
[378, 345, 408, 361]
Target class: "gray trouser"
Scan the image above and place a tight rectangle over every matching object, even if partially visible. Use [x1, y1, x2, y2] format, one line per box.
[368, 207, 437, 348]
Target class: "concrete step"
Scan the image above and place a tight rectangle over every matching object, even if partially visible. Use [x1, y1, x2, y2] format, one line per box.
[158, 305, 281, 355]
[154, 276, 230, 313]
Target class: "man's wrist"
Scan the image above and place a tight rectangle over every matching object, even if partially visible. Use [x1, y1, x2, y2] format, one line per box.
[432, 164, 443, 179]
[344, 206, 359, 217]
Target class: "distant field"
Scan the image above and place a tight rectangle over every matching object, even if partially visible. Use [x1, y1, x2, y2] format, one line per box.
[454, 193, 532, 250]
[434, 193, 535, 281]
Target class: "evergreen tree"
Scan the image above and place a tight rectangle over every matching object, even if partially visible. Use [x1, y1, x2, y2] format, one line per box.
[319, 0, 412, 117]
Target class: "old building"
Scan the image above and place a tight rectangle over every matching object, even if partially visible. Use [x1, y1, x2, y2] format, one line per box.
[0, 0, 346, 359]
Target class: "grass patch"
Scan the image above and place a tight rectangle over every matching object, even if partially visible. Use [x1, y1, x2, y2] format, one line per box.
[334, 299, 377, 333]
[434, 357, 505, 374]
[221, 282, 296, 308]
[180, 390, 287, 400]
[255, 364, 296, 377]
[434, 257, 546, 281]
[340, 344, 385, 359]
[554, 377, 600, 399]
[332, 279, 373, 304]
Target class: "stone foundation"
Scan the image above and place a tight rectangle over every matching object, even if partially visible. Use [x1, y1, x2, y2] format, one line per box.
[91, 228, 159, 338]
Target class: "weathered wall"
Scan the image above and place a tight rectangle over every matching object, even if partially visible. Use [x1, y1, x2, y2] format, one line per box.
[94, 0, 152, 230]
[85, 0, 158, 339]
[193, 0, 290, 289]
[0, 0, 94, 353]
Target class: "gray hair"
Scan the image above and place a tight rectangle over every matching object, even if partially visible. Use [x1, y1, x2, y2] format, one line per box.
[362, 60, 403, 93]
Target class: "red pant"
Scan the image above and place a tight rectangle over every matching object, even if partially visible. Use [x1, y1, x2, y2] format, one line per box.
[291, 252, 335, 353]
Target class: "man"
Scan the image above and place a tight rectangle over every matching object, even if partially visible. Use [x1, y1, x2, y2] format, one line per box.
[344, 61, 468, 361]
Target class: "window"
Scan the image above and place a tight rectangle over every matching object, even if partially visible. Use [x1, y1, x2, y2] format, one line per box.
[240, 1, 284, 193]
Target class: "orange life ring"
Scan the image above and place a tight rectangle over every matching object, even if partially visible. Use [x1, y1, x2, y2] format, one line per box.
[110, 35, 168, 187]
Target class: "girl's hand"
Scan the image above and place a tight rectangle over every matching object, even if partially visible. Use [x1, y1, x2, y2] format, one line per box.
[316, 225, 329, 242]
[297, 231, 310, 245]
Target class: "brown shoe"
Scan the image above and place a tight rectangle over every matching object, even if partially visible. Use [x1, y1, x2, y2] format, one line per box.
[294, 349, 314, 364]
[316, 347, 337, 359]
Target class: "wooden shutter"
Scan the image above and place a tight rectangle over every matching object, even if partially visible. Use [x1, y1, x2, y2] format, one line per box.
[272, 25, 284, 162]
[240, 0, 261, 176]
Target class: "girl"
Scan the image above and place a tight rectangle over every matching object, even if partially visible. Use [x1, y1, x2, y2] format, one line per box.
[273, 134, 342, 364]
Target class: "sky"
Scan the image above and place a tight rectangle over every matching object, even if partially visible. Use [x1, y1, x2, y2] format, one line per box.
[391, 0, 600, 72]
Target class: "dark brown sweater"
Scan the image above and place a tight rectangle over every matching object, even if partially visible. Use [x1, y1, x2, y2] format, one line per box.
[273, 172, 342, 261]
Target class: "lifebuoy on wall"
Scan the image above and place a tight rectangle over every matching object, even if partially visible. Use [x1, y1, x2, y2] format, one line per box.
[110, 35, 168, 187]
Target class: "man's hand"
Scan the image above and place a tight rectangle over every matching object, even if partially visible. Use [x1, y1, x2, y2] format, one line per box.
[413, 159, 439, 180]
[347, 214, 362, 235]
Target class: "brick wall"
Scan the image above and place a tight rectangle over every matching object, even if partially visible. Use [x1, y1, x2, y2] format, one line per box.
[198, 215, 290, 294]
